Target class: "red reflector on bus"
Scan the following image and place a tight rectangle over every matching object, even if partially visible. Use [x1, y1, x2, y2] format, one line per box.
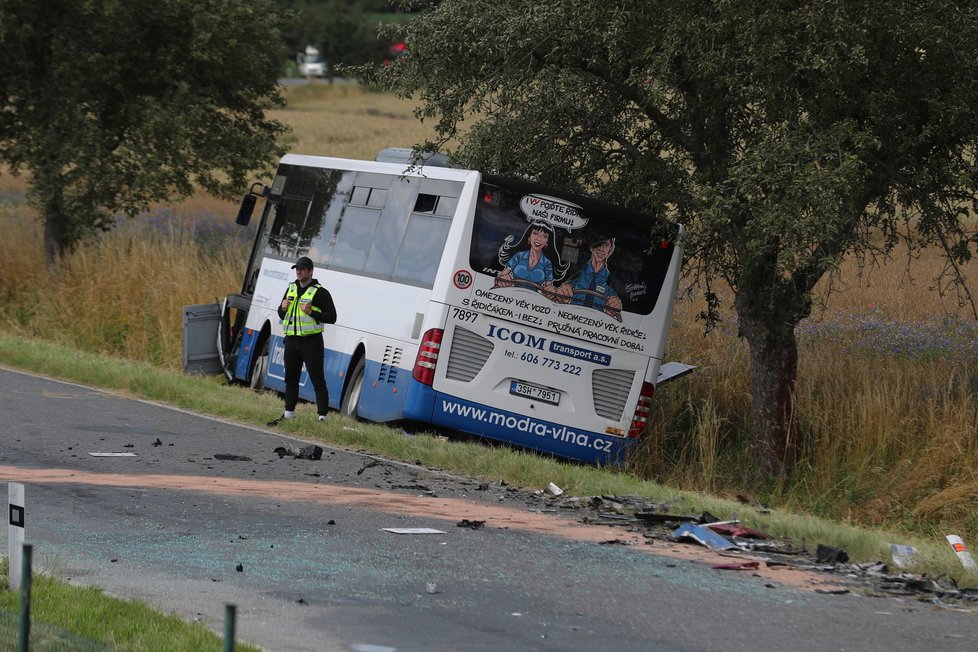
[412, 328, 444, 386]
[628, 382, 655, 438]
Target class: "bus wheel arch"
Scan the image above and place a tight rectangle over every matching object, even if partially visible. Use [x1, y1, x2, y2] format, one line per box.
[249, 324, 272, 391]
[341, 349, 366, 419]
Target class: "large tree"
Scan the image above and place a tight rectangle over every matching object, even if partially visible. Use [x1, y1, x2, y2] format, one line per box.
[0, 0, 290, 264]
[376, 0, 978, 475]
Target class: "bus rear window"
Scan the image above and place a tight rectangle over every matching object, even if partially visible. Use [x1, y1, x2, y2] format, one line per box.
[469, 181, 676, 316]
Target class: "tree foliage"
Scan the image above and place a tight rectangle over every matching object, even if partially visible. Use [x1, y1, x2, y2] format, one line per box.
[0, 0, 290, 263]
[377, 0, 978, 475]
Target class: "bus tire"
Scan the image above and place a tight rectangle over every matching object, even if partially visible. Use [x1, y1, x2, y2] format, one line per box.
[341, 356, 365, 419]
[249, 339, 269, 391]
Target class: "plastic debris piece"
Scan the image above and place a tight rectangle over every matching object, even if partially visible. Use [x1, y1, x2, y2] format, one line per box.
[890, 544, 917, 569]
[671, 523, 738, 551]
[426, 583, 439, 594]
[274, 445, 323, 460]
[457, 519, 485, 530]
[89, 452, 137, 457]
[708, 523, 768, 539]
[946, 534, 978, 571]
[383, 528, 446, 535]
[712, 561, 760, 570]
[546, 482, 564, 496]
[816, 544, 849, 564]
[214, 454, 252, 461]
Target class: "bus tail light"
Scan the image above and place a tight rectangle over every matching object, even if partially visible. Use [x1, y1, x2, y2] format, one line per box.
[412, 328, 444, 386]
[628, 382, 655, 438]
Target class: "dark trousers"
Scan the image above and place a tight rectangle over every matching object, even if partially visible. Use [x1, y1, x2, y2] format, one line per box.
[283, 334, 330, 416]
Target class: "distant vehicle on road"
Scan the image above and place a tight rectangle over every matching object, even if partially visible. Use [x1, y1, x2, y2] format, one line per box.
[297, 45, 326, 78]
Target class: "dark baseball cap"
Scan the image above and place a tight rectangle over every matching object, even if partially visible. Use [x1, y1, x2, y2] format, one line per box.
[291, 256, 314, 270]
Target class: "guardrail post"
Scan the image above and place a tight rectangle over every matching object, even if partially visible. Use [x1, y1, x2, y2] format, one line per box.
[223, 603, 236, 652]
[18, 543, 32, 652]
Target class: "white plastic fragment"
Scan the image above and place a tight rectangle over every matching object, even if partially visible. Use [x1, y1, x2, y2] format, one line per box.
[890, 543, 917, 569]
[946, 534, 978, 570]
[546, 482, 563, 496]
[383, 527, 446, 535]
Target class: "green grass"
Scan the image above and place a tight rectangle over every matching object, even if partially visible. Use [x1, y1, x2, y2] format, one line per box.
[0, 559, 259, 651]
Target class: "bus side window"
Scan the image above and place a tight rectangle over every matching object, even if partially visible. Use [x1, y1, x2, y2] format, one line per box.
[392, 213, 452, 287]
[328, 205, 382, 273]
[363, 178, 415, 278]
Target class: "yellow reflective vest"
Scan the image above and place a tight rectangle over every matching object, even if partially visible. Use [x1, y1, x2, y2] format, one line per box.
[282, 283, 325, 337]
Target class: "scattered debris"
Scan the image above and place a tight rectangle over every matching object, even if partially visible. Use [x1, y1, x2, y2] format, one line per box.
[672, 523, 738, 551]
[890, 543, 917, 569]
[214, 454, 252, 461]
[712, 561, 760, 571]
[707, 523, 768, 539]
[89, 452, 137, 457]
[457, 519, 485, 530]
[816, 544, 850, 564]
[357, 460, 383, 474]
[235, 563, 243, 572]
[425, 582, 440, 594]
[546, 482, 564, 496]
[383, 527, 446, 535]
[392, 483, 432, 492]
[152, 438, 162, 447]
[636, 512, 698, 525]
[946, 535, 978, 571]
[274, 445, 323, 460]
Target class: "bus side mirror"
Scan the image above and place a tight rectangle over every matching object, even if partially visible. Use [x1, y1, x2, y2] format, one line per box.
[235, 194, 256, 226]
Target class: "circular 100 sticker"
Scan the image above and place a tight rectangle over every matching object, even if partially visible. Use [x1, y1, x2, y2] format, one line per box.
[453, 269, 473, 289]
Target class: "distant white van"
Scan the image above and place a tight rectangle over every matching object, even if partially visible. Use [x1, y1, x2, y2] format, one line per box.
[297, 45, 326, 78]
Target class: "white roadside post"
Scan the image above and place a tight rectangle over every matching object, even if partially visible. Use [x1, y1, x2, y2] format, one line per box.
[8, 482, 25, 590]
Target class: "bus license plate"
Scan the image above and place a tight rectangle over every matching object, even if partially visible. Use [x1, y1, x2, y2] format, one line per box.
[510, 380, 560, 405]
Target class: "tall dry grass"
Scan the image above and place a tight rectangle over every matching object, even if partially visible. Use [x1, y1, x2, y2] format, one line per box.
[2, 83, 977, 543]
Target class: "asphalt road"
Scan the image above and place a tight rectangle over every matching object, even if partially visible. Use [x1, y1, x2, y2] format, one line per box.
[1, 366, 976, 651]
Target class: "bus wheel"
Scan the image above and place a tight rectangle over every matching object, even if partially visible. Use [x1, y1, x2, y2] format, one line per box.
[250, 340, 269, 391]
[341, 357, 365, 418]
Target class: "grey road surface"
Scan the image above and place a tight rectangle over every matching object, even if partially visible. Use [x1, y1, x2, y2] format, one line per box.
[1, 366, 975, 651]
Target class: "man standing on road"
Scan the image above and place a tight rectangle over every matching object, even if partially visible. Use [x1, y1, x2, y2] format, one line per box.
[268, 256, 337, 426]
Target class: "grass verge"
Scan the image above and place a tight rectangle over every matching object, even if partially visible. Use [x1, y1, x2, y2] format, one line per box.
[0, 558, 259, 651]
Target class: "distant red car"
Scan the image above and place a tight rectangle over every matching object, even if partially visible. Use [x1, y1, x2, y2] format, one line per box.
[383, 41, 408, 66]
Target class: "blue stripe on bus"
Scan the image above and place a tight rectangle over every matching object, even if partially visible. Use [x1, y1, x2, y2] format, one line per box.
[406, 386, 632, 465]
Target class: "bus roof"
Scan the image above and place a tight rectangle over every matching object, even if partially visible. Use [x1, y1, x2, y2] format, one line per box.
[279, 153, 478, 183]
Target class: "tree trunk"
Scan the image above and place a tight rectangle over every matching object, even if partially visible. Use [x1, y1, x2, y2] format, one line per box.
[739, 316, 802, 477]
[34, 165, 67, 268]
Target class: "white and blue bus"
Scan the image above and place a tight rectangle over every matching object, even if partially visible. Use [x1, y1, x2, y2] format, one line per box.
[218, 150, 690, 464]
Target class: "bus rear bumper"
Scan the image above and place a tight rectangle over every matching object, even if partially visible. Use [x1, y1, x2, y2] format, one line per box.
[405, 385, 632, 465]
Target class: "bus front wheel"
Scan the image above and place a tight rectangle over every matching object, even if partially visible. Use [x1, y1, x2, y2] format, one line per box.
[341, 357, 365, 418]
[250, 340, 269, 391]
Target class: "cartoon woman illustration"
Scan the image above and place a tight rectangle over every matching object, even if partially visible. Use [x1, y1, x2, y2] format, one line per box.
[555, 235, 624, 321]
[494, 221, 568, 298]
